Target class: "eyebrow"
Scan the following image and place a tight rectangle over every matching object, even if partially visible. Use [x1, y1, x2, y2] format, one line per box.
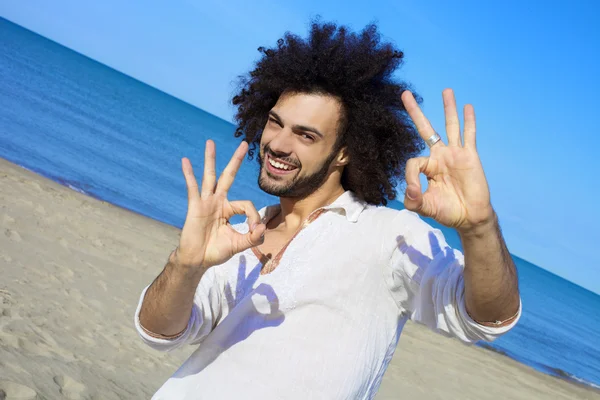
[268, 111, 324, 139]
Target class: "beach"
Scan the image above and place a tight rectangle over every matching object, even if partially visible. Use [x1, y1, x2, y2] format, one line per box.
[0, 158, 597, 399]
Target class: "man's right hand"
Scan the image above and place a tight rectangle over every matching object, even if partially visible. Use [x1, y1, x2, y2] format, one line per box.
[176, 139, 266, 271]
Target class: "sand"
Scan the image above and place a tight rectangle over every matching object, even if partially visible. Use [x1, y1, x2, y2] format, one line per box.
[0, 157, 598, 400]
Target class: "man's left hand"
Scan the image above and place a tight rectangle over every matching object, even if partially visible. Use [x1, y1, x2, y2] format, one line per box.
[401, 88, 494, 233]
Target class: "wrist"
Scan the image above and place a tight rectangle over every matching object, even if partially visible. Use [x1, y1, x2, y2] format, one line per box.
[167, 247, 207, 283]
[458, 210, 498, 239]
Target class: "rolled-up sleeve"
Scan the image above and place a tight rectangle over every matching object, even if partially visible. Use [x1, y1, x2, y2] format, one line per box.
[386, 211, 521, 343]
[133, 267, 226, 352]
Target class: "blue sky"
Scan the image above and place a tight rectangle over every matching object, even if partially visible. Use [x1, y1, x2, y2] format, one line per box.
[2, 0, 599, 293]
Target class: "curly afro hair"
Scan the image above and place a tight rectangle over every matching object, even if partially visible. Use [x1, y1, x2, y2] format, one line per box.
[232, 19, 425, 206]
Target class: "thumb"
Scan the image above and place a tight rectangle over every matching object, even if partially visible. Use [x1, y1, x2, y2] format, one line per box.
[234, 223, 266, 253]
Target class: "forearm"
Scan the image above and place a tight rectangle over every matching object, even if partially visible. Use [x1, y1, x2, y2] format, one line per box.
[138, 249, 206, 336]
[459, 212, 520, 324]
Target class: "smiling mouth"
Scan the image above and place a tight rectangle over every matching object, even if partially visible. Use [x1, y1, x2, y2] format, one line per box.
[266, 154, 299, 175]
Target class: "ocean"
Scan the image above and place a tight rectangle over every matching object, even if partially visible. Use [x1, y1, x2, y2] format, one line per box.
[1, 17, 599, 391]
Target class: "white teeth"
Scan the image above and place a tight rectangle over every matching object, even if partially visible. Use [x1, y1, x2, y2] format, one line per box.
[269, 157, 294, 171]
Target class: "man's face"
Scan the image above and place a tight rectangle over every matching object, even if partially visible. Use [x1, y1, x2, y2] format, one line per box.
[258, 92, 343, 199]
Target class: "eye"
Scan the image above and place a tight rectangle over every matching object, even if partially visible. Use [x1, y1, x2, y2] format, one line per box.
[268, 117, 280, 125]
[301, 133, 315, 142]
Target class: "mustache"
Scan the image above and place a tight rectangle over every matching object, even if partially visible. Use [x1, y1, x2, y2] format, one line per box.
[262, 146, 301, 168]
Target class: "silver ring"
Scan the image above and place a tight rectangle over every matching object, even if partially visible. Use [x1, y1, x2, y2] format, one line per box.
[425, 132, 442, 148]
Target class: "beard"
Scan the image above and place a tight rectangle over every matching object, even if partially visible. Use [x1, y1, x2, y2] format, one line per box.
[257, 145, 338, 199]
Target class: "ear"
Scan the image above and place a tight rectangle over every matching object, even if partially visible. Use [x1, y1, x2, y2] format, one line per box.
[334, 147, 350, 167]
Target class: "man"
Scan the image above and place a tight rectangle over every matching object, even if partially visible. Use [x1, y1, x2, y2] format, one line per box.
[135, 20, 521, 399]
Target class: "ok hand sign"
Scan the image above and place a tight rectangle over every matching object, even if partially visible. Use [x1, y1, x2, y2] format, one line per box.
[401, 89, 495, 233]
[176, 140, 266, 270]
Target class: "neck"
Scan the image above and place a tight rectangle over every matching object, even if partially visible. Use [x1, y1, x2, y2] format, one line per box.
[276, 182, 345, 230]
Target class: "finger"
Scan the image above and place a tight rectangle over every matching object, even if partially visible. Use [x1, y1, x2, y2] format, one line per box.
[233, 223, 267, 252]
[227, 200, 262, 230]
[403, 157, 433, 216]
[463, 104, 477, 148]
[404, 156, 427, 203]
[443, 89, 461, 147]
[181, 157, 200, 206]
[401, 90, 443, 147]
[215, 141, 249, 195]
[246, 223, 267, 248]
[227, 200, 267, 249]
[201, 140, 217, 197]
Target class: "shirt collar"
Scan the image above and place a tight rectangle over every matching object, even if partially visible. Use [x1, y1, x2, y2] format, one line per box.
[322, 190, 367, 222]
[259, 190, 367, 224]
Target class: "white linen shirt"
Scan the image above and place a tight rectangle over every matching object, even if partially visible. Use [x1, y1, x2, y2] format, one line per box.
[134, 191, 521, 400]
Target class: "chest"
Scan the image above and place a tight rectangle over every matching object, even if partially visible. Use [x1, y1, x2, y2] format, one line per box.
[225, 218, 387, 307]
[255, 228, 296, 259]
[253, 208, 331, 274]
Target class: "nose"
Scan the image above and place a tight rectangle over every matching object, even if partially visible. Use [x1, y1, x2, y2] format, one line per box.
[267, 128, 295, 156]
